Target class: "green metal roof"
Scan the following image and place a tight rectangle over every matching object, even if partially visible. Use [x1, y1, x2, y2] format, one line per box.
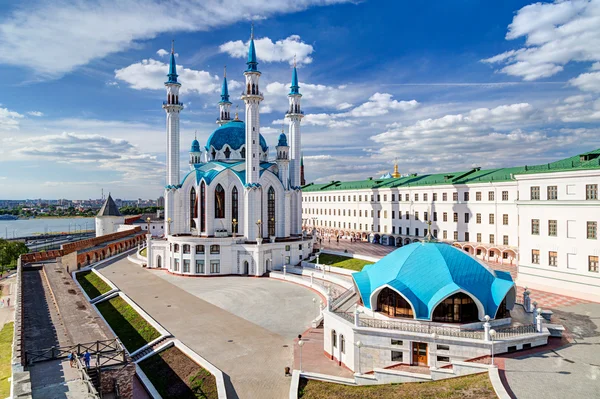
[302, 149, 600, 193]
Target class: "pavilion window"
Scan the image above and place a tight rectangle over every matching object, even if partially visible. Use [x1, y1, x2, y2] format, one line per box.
[377, 287, 413, 319]
[215, 184, 225, 218]
[232, 187, 239, 233]
[200, 182, 206, 232]
[432, 292, 479, 323]
[268, 187, 276, 236]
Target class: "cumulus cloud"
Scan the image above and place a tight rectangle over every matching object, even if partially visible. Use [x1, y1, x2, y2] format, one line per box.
[27, 111, 44, 117]
[570, 71, 600, 92]
[220, 35, 314, 65]
[0, 0, 352, 78]
[0, 108, 24, 130]
[482, 0, 600, 81]
[551, 95, 600, 122]
[341, 93, 419, 117]
[156, 49, 169, 57]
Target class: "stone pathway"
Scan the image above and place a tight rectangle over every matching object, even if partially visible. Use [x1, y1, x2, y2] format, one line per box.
[293, 327, 353, 378]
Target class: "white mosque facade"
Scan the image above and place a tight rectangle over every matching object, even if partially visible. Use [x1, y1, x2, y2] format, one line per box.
[146, 34, 313, 276]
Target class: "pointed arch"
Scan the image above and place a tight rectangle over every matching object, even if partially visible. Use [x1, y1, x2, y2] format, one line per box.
[190, 187, 197, 231]
[240, 146, 246, 159]
[231, 186, 239, 233]
[431, 291, 483, 323]
[268, 186, 276, 236]
[215, 184, 225, 218]
[200, 181, 206, 232]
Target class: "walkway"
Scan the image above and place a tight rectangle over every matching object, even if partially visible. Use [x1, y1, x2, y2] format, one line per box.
[97, 257, 321, 399]
[293, 327, 353, 378]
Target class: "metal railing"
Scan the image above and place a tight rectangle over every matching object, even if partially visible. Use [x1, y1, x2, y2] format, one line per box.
[493, 323, 537, 338]
[25, 338, 126, 365]
[330, 288, 356, 311]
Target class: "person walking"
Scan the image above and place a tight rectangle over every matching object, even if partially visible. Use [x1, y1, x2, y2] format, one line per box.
[6, 297, 10, 307]
[83, 350, 91, 368]
[68, 351, 76, 368]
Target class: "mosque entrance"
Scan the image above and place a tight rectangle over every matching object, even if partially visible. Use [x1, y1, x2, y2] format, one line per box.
[243, 261, 249, 275]
[412, 342, 428, 366]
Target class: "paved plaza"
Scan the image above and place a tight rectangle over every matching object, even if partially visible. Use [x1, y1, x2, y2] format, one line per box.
[97, 257, 321, 399]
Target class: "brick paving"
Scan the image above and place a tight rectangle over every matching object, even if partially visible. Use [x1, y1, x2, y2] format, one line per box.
[515, 286, 590, 310]
[293, 327, 353, 378]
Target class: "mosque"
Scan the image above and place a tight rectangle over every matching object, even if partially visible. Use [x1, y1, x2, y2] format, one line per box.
[145, 29, 314, 276]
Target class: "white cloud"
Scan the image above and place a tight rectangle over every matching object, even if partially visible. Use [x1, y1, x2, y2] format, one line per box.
[27, 111, 44, 117]
[156, 49, 169, 57]
[342, 93, 419, 117]
[483, 0, 600, 81]
[0, 108, 24, 130]
[115, 58, 242, 95]
[336, 102, 353, 110]
[220, 35, 314, 65]
[304, 155, 332, 160]
[0, 0, 352, 78]
[551, 95, 600, 122]
[570, 71, 600, 92]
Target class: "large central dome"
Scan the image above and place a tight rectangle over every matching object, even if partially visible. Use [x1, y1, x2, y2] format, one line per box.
[206, 120, 268, 153]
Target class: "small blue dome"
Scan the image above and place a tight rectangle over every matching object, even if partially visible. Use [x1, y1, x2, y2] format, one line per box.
[206, 120, 268, 152]
[277, 132, 288, 147]
[353, 242, 515, 320]
[191, 139, 201, 153]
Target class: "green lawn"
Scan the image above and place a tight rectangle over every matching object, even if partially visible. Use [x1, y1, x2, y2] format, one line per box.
[309, 253, 372, 272]
[298, 372, 496, 399]
[76, 271, 112, 299]
[96, 296, 160, 353]
[139, 346, 218, 399]
[140, 248, 147, 257]
[0, 322, 14, 398]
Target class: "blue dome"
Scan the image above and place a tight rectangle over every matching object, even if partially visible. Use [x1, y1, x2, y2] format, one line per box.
[277, 132, 288, 147]
[191, 139, 201, 152]
[206, 120, 268, 152]
[353, 242, 515, 320]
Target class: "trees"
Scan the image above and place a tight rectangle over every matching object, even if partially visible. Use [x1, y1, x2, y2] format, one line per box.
[0, 239, 29, 274]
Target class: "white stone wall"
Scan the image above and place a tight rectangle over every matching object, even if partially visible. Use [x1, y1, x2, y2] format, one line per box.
[95, 216, 125, 237]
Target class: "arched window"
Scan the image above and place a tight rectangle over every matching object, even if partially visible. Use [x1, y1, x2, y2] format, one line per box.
[173, 244, 179, 253]
[377, 287, 413, 318]
[495, 296, 510, 319]
[215, 184, 225, 218]
[252, 83, 256, 94]
[210, 245, 220, 254]
[268, 186, 275, 236]
[211, 149, 216, 160]
[332, 330, 337, 348]
[340, 335, 345, 353]
[247, 83, 251, 94]
[200, 182, 206, 232]
[183, 244, 190, 254]
[432, 292, 479, 323]
[241, 147, 246, 159]
[224, 147, 231, 159]
[232, 187, 238, 233]
[190, 187, 197, 230]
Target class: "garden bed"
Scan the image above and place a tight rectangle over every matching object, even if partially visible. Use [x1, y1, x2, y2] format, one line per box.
[138, 346, 218, 399]
[76, 270, 112, 299]
[96, 296, 160, 352]
[310, 253, 372, 272]
[298, 372, 496, 399]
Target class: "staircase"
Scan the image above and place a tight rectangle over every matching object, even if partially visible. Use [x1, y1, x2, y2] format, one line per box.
[86, 367, 101, 393]
[131, 336, 172, 362]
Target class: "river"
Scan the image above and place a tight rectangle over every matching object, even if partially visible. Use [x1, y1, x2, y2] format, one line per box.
[0, 217, 95, 238]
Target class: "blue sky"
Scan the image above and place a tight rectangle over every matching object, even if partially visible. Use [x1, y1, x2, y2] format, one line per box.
[1, 0, 599, 200]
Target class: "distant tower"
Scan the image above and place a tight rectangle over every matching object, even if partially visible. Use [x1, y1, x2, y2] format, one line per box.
[392, 160, 401, 178]
[241, 25, 264, 241]
[286, 57, 303, 235]
[276, 129, 290, 189]
[95, 194, 124, 237]
[217, 66, 232, 125]
[163, 41, 184, 235]
[189, 131, 202, 169]
[300, 154, 306, 186]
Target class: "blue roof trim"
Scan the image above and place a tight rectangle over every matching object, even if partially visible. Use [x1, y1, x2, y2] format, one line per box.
[352, 242, 514, 320]
[205, 120, 268, 152]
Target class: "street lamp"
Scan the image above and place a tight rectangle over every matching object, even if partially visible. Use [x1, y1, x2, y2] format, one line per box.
[271, 217, 275, 237]
[298, 339, 305, 371]
[256, 219, 262, 239]
[146, 217, 151, 235]
[167, 218, 172, 235]
[232, 218, 238, 238]
[355, 340, 362, 374]
[489, 329, 496, 366]
[431, 333, 438, 368]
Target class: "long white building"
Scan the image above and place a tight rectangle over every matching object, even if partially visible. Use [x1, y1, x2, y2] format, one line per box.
[302, 150, 600, 302]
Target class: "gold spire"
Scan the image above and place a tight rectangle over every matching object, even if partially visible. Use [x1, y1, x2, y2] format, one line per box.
[234, 104, 240, 121]
[392, 159, 401, 178]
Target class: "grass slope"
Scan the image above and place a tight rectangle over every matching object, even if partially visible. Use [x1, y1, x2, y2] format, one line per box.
[310, 253, 371, 272]
[76, 271, 112, 299]
[139, 346, 218, 399]
[96, 296, 160, 352]
[298, 372, 496, 399]
[0, 322, 14, 398]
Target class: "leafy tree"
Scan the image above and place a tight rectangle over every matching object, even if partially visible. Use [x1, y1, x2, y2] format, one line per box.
[0, 239, 29, 274]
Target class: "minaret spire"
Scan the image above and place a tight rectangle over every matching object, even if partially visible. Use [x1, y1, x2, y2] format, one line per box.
[166, 40, 178, 84]
[246, 24, 258, 72]
[217, 65, 232, 125]
[286, 56, 304, 235]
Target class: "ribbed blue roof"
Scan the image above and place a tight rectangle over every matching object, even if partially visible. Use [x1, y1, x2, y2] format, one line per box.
[353, 242, 514, 320]
[290, 66, 300, 95]
[190, 139, 201, 153]
[220, 75, 230, 104]
[277, 132, 288, 147]
[205, 120, 268, 152]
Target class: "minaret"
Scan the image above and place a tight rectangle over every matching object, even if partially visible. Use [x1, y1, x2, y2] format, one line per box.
[189, 131, 202, 169]
[162, 41, 183, 236]
[217, 66, 232, 125]
[300, 154, 306, 186]
[241, 25, 264, 241]
[276, 129, 290, 189]
[286, 56, 304, 235]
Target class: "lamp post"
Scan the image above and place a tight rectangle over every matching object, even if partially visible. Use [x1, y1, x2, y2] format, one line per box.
[167, 218, 172, 236]
[271, 217, 275, 238]
[232, 218, 237, 238]
[298, 339, 305, 371]
[312, 297, 317, 316]
[146, 217, 151, 235]
[431, 333, 438, 368]
[489, 329, 496, 366]
[355, 340, 362, 375]
[256, 219, 262, 239]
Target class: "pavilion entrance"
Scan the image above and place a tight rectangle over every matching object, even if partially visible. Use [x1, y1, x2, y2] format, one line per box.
[412, 342, 428, 366]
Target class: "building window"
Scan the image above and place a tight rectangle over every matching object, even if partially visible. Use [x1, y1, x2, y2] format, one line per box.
[588, 221, 597, 239]
[453, 192, 458, 201]
[433, 229, 438, 238]
[548, 220, 557, 237]
[415, 212, 419, 220]
[405, 211, 409, 220]
[173, 259, 179, 271]
[477, 233, 481, 243]
[489, 234, 495, 244]
[391, 194, 395, 201]
[476, 192, 481, 201]
[547, 186, 558, 200]
[590, 256, 599, 273]
[531, 249, 540, 265]
[432, 292, 478, 323]
[443, 193, 447, 201]
[464, 213, 469, 223]
[210, 260, 220, 273]
[424, 193, 428, 201]
[340, 335, 345, 353]
[437, 356, 450, 362]
[377, 210, 381, 218]
[332, 330, 337, 348]
[424, 211, 428, 221]
[415, 193, 419, 202]
[214, 183, 225, 218]
[476, 213, 481, 224]
[549, 251, 558, 267]
[183, 244, 190, 254]
[443, 230, 447, 239]
[200, 181, 206, 231]
[502, 191, 508, 201]
[489, 214, 495, 224]
[464, 232, 470, 242]
[391, 339, 403, 346]
[210, 245, 220, 254]
[488, 191, 494, 201]
[503, 235, 509, 245]
[433, 212, 437, 221]
[587, 184, 598, 200]
[453, 213, 458, 223]
[503, 214, 508, 225]
[377, 287, 414, 318]
[415, 228, 419, 237]
[531, 186, 540, 200]
[174, 244, 179, 253]
[453, 231, 458, 241]
[183, 259, 190, 273]
[532, 219, 540, 235]
[190, 187, 197, 230]
[195, 260, 204, 274]
[391, 351, 403, 362]
[437, 344, 450, 351]
[433, 193, 437, 201]
[232, 186, 239, 233]
[405, 193, 409, 201]
[443, 212, 448, 222]
[464, 192, 469, 201]
[268, 186, 276, 236]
